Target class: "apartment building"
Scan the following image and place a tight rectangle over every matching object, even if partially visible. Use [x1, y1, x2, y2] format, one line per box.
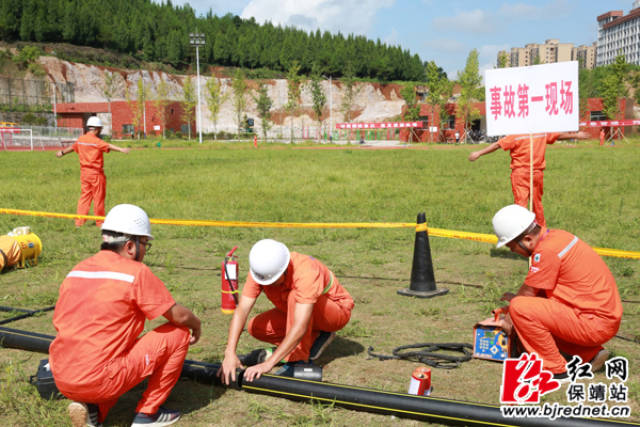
[498, 39, 594, 69]
[597, 1, 640, 66]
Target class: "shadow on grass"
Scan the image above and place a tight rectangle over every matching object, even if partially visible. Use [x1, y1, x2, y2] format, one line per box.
[145, 261, 220, 272]
[316, 336, 365, 366]
[106, 376, 226, 425]
[489, 248, 522, 260]
[340, 275, 485, 289]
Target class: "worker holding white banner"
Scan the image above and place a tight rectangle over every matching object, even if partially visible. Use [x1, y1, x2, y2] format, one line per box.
[472, 62, 588, 226]
[469, 131, 587, 226]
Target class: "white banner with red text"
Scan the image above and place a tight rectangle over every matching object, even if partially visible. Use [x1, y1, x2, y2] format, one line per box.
[485, 62, 579, 136]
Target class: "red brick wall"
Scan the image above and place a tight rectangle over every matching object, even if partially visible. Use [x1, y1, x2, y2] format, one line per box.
[56, 100, 194, 139]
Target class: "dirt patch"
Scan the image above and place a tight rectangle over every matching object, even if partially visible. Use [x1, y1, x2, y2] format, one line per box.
[370, 82, 401, 101]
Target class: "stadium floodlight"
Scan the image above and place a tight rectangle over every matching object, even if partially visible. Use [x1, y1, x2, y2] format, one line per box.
[189, 32, 205, 144]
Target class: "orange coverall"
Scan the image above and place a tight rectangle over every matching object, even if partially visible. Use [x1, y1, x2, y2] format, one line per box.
[498, 133, 560, 227]
[242, 252, 354, 362]
[72, 133, 111, 226]
[50, 250, 190, 423]
[509, 228, 622, 374]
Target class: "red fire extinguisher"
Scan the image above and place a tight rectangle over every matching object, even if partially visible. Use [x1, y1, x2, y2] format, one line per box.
[221, 246, 239, 314]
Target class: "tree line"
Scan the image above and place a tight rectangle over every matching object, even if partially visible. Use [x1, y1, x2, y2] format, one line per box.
[0, 0, 426, 81]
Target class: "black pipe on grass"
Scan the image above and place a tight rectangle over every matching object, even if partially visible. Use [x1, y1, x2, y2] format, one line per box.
[1, 327, 634, 427]
[0, 306, 56, 326]
[0, 326, 53, 353]
[180, 360, 632, 427]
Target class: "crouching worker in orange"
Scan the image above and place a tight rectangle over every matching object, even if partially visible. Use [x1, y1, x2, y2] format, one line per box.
[56, 116, 130, 227]
[491, 204, 622, 380]
[49, 204, 201, 427]
[218, 239, 354, 384]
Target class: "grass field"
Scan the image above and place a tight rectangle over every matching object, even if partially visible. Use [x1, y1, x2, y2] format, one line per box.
[0, 138, 639, 426]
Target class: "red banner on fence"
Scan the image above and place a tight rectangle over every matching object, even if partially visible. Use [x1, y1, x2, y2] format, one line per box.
[579, 119, 640, 127]
[336, 121, 424, 129]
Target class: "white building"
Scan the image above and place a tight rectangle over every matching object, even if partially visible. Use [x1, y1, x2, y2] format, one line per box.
[597, 1, 640, 66]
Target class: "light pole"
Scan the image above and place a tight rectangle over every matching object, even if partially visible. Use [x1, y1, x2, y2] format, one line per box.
[189, 32, 205, 143]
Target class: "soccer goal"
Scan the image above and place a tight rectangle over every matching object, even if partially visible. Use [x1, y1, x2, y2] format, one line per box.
[0, 127, 34, 151]
[0, 126, 82, 151]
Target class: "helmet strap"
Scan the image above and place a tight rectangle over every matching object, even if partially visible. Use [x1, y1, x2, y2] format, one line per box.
[133, 236, 143, 262]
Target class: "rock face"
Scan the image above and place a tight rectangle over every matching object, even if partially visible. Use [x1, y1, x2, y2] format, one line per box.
[39, 56, 406, 135]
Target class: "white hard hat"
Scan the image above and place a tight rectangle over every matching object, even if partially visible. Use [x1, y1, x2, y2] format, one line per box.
[86, 116, 103, 128]
[492, 204, 535, 248]
[101, 204, 153, 240]
[249, 239, 290, 285]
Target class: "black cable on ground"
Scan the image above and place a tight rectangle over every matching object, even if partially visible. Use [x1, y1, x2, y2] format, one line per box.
[367, 343, 473, 369]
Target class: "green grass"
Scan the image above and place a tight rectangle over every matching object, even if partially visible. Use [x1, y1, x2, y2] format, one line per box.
[0, 139, 639, 426]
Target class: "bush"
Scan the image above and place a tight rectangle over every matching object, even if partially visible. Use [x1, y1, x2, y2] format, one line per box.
[12, 46, 41, 70]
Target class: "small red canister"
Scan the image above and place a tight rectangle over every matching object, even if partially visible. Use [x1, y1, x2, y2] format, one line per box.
[408, 366, 432, 396]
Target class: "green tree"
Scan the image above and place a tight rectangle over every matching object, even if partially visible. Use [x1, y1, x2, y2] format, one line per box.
[254, 83, 273, 141]
[497, 52, 508, 68]
[400, 84, 420, 121]
[154, 78, 170, 139]
[602, 54, 629, 120]
[340, 63, 360, 142]
[456, 49, 483, 142]
[285, 61, 302, 142]
[308, 67, 327, 139]
[124, 79, 145, 139]
[135, 78, 149, 138]
[102, 70, 117, 134]
[231, 68, 248, 137]
[181, 76, 197, 139]
[205, 75, 228, 139]
[425, 60, 452, 142]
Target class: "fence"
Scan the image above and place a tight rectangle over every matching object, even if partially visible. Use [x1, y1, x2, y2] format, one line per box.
[0, 125, 82, 151]
[206, 124, 404, 143]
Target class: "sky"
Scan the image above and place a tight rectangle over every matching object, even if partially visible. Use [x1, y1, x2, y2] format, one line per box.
[164, 0, 635, 78]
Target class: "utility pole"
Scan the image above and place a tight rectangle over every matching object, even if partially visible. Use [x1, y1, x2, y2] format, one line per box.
[190, 32, 205, 143]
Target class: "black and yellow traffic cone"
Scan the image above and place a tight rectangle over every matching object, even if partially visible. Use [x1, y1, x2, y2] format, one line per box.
[397, 212, 448, 298]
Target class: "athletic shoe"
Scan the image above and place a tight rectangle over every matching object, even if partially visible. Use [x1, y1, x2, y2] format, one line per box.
[553, 371, 571, 383]
[309, 331, 336, 361]
[589, 349, 611, 373]
[68, 401, 102, 427]
[131, 407, 181, 426]
[239, 347, 275, 366]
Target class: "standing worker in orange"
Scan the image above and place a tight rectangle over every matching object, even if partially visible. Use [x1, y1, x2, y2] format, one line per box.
[50, 204, 201, 427]
[491, 204, 621, 379]
[56, 116, 130, 227]
[468, 131, 588, 226]
[218, 239, 354, 384]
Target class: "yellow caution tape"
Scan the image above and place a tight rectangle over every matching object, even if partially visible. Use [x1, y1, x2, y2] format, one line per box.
[415, 223, 428, 232]
[2, 208, 639, 260]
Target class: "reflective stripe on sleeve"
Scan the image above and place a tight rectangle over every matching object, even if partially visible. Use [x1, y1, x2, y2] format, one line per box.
[557, 236, 578, 259]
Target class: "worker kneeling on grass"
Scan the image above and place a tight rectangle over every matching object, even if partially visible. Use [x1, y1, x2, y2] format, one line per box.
[491, 204, 622, 380]
[218, 239, 354, 384]
[49, 204, 201, 427]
